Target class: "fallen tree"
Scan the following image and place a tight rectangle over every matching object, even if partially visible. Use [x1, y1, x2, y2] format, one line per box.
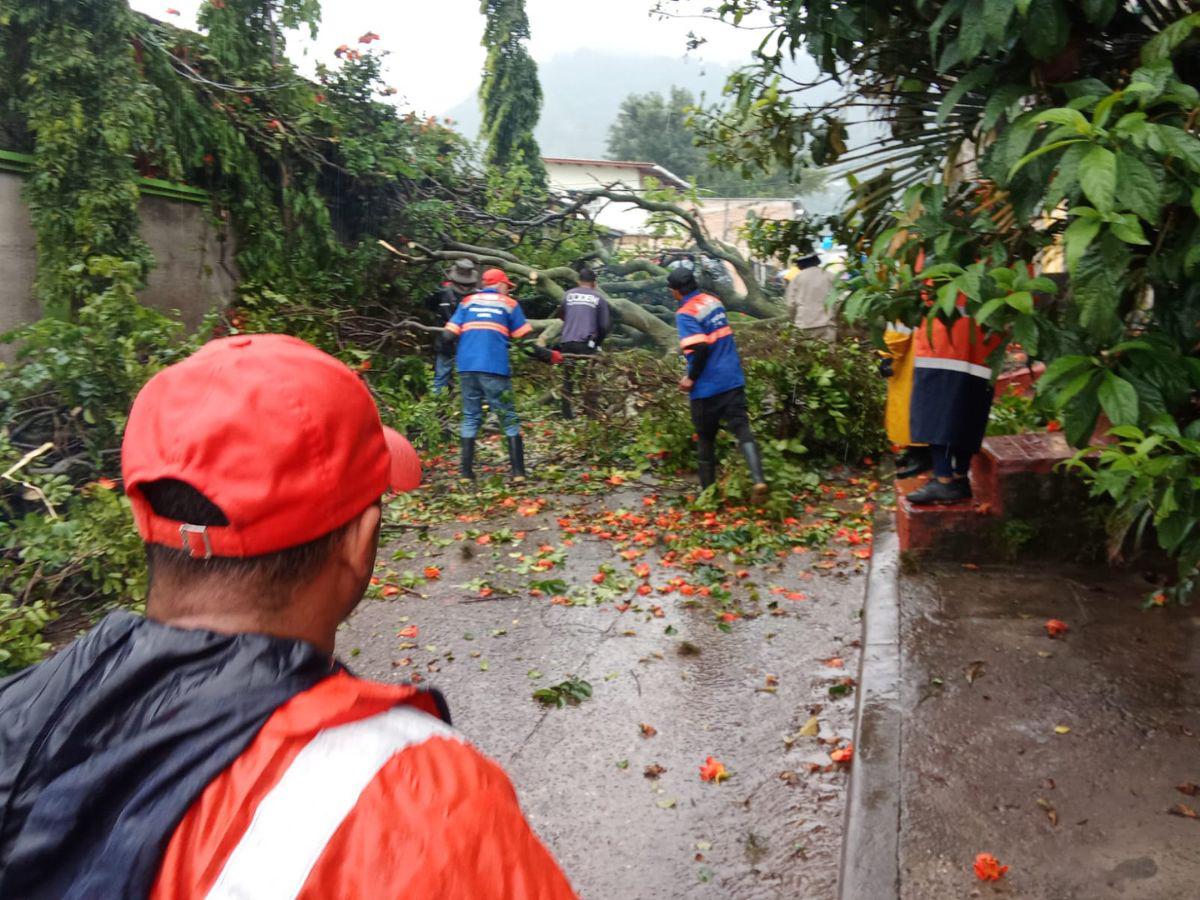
[383, 185, 786, 354]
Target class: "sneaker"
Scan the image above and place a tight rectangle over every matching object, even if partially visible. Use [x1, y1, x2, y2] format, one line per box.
[896, 447, 933, 479]
[907, 478, 971, 505]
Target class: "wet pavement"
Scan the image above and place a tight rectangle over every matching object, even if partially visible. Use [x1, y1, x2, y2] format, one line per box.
[338, 478, 874, 899]
[896, 563, 1200, 898]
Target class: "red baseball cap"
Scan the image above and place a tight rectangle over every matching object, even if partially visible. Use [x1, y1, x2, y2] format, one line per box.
[480, 268, 515, 288]
[122, 334, 422, 559]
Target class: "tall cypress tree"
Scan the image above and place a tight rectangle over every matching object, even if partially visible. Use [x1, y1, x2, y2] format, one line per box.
[478, 0, 546, 188]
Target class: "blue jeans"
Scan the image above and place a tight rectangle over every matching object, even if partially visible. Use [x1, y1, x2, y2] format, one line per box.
[433, 354, 454, 393]
[460, 372, 520, 438]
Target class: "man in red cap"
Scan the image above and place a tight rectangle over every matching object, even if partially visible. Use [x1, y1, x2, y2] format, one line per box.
[0, 334, 576, 899]
[444, 268, 561, 480]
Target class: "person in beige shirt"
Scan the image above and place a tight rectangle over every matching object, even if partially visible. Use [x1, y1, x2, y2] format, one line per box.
[783, 254, 837, 340]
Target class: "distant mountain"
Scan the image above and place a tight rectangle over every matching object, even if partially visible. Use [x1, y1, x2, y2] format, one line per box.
[444, 49, 736, 159]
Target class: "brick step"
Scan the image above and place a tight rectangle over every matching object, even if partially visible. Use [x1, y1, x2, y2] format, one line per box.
[897, 433, 1080, 558]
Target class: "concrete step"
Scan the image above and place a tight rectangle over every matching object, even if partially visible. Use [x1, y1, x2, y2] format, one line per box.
[897, 433, 1083, 558]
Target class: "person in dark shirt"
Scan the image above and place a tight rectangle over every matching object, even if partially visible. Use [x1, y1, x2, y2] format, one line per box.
[555, 268, 611, 419]
[670, 267, 769, 505]
[425, 259, 479, 393]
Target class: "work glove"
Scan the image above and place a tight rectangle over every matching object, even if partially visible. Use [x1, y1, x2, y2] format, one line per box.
[550, 350, 564, 365]
[877, 356, 894, 379]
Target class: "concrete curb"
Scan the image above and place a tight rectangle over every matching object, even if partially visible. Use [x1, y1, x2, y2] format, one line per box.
[837, 521, 902, 900]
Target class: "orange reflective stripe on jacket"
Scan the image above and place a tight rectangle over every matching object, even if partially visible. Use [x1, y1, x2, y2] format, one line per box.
[151, 671, 576, 900]
[913, 314, 1001, 380]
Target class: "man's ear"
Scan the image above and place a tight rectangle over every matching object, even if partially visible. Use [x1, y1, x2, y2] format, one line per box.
[343, 502, 382, 576]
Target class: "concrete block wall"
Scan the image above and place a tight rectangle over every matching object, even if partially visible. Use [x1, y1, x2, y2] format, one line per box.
[0, 169, 238, 360]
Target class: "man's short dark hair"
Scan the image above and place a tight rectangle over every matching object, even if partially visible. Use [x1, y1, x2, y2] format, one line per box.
[577, 267, 596, 284]
[141, 479, 353, 599]
[667, 267, 698, 294]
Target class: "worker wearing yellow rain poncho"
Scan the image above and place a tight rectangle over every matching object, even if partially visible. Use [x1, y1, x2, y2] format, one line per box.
[881, 321, 932, 478]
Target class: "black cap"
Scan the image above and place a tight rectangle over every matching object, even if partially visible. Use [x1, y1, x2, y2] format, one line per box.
[667, 267, 697, 291]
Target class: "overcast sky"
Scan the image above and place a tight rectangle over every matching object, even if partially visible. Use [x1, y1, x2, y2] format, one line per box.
[129, 0, 767, 116]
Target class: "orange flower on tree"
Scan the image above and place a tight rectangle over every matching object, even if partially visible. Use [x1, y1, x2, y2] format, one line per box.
[1045, 619, 1068, 638]
[973, 852, 1008, 881]
[698, 756, 729, 783]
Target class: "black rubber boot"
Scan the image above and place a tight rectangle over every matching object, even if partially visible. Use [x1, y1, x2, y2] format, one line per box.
[907, 477, 972, 506]
[697, 456, 717, 489]
[508, 434, 527, 480]
[459, 437, 476, 481]
[739, 441, 770, 506]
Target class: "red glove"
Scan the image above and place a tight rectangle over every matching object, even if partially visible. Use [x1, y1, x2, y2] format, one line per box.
[550, 350, 563, 365]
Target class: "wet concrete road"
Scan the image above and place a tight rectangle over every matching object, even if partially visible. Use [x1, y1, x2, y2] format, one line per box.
[339, 482, 872, 899]
[898, 564, 1200, 899]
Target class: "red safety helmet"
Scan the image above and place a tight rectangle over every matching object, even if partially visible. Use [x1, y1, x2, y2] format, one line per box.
[480, 268, 515, 289]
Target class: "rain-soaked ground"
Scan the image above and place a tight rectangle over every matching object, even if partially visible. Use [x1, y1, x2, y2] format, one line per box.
[898, 563, 1200, 899]
[338, 456, 876, 899]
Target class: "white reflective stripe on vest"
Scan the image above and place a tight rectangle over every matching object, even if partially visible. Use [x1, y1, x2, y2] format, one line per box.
[914, 356, 992, 380]
[206, 705, 459, 900]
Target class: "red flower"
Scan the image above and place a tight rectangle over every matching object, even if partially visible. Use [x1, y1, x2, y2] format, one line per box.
[636, 584, 652, 596]
[358, 31, 381, 43]
[1046, 420, 1062, 433]
[166, 7, 180, 15]
[698, 756, 729, 782]
[95, 477, 118, 491]
[592, 572, 606, 585]
[719, 611, 739, 623]
[397, 624, 418, 638]
[973, 852, 1008, 881]
[830, 743, 854, 764]
[423, 566, 441, 579]
[1045, 619, 1068, 638]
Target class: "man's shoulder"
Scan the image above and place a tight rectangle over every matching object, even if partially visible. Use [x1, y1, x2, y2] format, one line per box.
[679, 293, 724, 321]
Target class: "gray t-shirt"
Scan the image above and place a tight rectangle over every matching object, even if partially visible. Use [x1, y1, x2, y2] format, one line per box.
[558, 287, 612, 345]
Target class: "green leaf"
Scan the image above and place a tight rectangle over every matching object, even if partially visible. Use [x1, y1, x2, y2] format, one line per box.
[975, 297, 1007, 325]
[1073, 236, 1130, 339]
[1045, 142, 1087, 208]
[1129, 62, 1172, 103]
[1022, 0, 1070, 60]
[937, 65, 997, 125]
[981, 85, 1028, 131]
[1005, 291, 1034, 314]
[1078, 145, 1117, 213]
[1063, 216, 1101, 272]
[1157, 126, 1200, 174]
[1079, 0, 1116, 24]
[1115, 152, 1162, 222]
[1010, 138, 1086, 179]
[1141, 12, 1200, 64]
[958, 0, 987, 62]
[1109, 216, 1150, 246]
[1098, 372, 1140, 426]
[1031, 107, 1092, 133]
[983, 0, 1016, 40]
[1157, 511, 1195, 553]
